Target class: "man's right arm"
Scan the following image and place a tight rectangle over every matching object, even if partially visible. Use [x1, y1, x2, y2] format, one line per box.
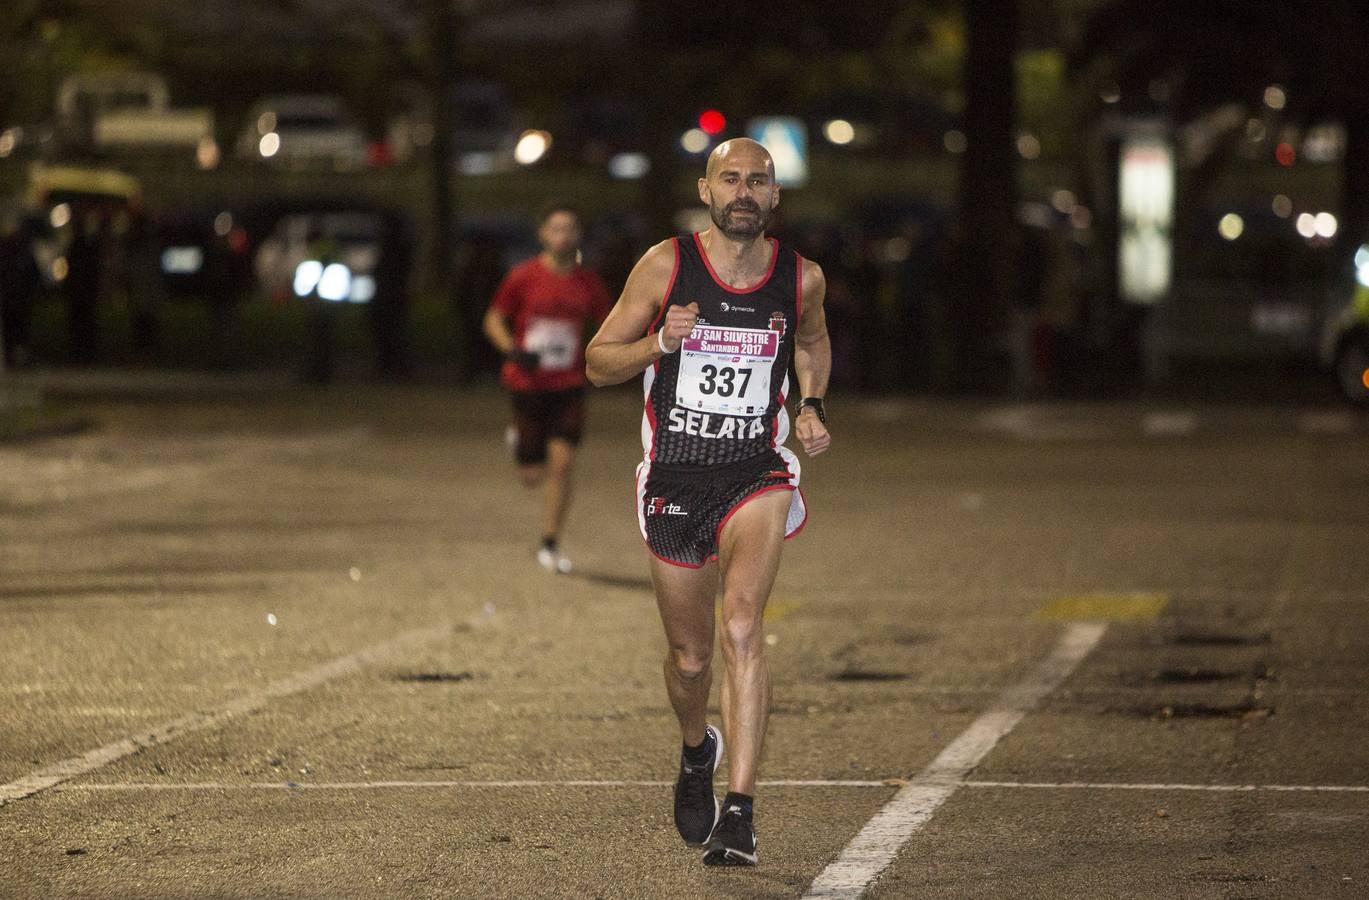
[586, 240, 697, 387]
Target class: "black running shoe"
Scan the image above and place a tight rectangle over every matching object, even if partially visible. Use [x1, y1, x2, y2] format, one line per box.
[673, 724, 723, 845]
[702, 802, 757, 867]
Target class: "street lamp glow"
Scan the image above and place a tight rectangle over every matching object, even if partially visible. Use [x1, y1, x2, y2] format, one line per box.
[823, 119, 855, 145]
[1218, 213, 1244, 241]
[943, 129, 967, 154]
[514, 130, 551, 165]
[1295, 213, 1317, 239]
[1272, 194, 1292, 218]
[49, 203, 71, 229]
[1314, 212, 1338, 238]
[259, 132, 280, 158]
[608, 152, 650, 179]
[1263, 85, 1287, 110]
[680, 128, 710, 154]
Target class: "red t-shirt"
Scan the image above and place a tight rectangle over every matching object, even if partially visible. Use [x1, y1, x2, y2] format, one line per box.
[490, 257, 612, 393]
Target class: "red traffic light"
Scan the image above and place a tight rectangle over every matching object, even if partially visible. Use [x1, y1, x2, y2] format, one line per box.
[698, 109, 726, 135]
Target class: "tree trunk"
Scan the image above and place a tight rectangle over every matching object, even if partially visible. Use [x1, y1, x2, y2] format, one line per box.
[958, 0, 1018, 391]
[423, 0, 458, 320]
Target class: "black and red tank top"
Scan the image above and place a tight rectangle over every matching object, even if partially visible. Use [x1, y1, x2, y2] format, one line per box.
[642, 232, 804, 467]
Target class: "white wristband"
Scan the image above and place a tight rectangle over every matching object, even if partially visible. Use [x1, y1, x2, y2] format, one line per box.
[657, 329, 675, 354]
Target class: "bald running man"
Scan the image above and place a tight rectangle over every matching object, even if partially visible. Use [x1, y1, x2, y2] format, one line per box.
[586, 139, 831, 866]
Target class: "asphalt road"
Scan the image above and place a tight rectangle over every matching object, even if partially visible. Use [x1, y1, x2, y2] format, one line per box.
[2, 375, 1367, 899]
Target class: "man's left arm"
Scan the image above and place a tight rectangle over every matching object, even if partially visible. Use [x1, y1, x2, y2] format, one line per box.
[793, 258, 832, 457]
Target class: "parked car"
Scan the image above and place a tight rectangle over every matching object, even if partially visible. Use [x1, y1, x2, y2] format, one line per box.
[237, 95, 367, 171]
[254, 209, 385, 303]
[1318, 238, 1369, 405]
[55, 72, 215, 163]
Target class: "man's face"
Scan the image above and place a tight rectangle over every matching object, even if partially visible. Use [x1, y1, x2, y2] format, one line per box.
[699, 144, 779, 239]
[539, 211, 581, 257]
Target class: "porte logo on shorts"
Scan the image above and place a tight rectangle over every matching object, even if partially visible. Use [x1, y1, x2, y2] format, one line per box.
[646, 496, 687, 516]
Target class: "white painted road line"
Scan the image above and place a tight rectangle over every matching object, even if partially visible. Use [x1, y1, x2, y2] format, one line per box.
[803, 621, 1108, 900]
[55, 778, 1369, 794]
[964, 781, 1369, 794]
[57, 779, 893, 791]
[0, 624, 452, 809]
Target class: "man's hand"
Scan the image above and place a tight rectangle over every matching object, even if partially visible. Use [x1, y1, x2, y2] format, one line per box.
[508, 349, 540, 371]
[795, 406, 831, 456]
[658, 302, 700, 353]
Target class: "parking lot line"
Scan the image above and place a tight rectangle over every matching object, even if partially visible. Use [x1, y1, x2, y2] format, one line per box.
[0, 624, 452, 809]
[802, 621, 1108, 900]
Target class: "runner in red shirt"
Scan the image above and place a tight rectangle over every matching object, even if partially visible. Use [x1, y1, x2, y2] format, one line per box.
[483, 204, 612, 573]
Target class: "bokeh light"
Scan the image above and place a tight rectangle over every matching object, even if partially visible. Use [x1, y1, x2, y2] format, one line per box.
[823, 119, 855, 145]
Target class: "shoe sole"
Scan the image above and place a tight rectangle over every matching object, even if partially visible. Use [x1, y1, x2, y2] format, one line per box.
[702, 846, 758, 867]
[676, 725, 724, 846]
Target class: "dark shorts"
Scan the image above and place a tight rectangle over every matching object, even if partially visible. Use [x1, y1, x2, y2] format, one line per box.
[635, 448, 807, 569]
[511, 388, 586, 465]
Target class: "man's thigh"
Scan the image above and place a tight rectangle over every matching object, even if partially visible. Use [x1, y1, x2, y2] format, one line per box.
[716, 489, 791, 615]
[649, 554, 719, 652]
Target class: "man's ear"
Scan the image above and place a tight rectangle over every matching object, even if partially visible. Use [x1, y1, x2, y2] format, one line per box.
[697, 178, 711, 204]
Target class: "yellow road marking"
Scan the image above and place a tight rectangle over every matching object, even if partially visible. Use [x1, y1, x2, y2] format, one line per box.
[712, 598, 800, 622]
[1037, 592, 1168, 622]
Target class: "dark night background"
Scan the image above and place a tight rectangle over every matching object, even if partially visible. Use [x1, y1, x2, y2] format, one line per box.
[2, 0, 1368, 401]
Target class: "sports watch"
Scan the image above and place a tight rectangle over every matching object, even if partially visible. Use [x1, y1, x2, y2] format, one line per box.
[798, 397, 826, 424]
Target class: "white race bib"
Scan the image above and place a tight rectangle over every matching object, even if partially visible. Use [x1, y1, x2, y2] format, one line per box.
[523, 317, 578, 371]
[675, 325, 778, 415]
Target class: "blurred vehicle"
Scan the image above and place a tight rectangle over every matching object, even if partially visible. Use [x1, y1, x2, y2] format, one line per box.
[21, 162, 142, 287]
[1153, 206, 1333, 362]
[254, 209, 383, 303]
[237, 96, 367, 171]
[55, 72, 215, 164]
[386, 81, 520, 172]
[154, 208, 255, 299]
[1318, 237, 1369, 405]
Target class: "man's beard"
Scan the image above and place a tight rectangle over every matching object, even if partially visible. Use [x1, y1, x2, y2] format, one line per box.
[711, 199, 769, 239]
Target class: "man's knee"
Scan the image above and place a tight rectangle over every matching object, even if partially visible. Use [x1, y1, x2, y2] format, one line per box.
[668, 647, 712, 683]
[719, 603, 765, 662]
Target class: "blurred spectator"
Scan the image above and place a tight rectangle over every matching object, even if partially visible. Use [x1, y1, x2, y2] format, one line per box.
[0, 212, 42, 368]
[1038, 215, 1087, 395]
[454, 232, 507, 380]
[930, 213, 971, 391]
[1010, 217, 1050, 395]
[65, 207, 106, 365]
[895, 221, 937, 390]
[370, 212, 415, 380]
[123, 208, 164, 361]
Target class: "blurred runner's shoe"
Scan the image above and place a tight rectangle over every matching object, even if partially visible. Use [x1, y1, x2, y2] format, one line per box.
[702, 801, 757, 866]
[536, 545, 572, 574]
[673, 724, 722, 845]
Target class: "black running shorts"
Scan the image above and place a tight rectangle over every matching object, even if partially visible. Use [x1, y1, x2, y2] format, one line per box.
[635, 449, 807, 568]
[511, 388, 586, 465]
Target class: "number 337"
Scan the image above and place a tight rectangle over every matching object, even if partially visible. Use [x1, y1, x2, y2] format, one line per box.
[698, 365, 752, 397]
